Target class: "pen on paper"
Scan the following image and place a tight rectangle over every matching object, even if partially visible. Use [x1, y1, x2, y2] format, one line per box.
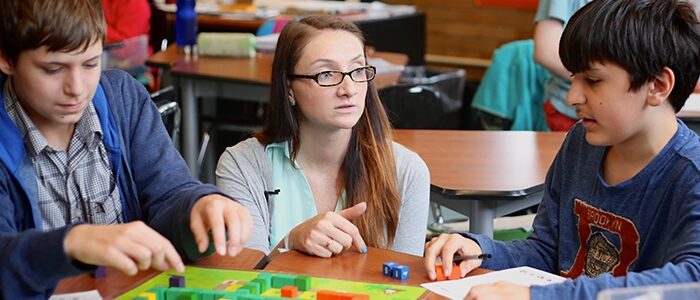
[452, 253, 492, 264]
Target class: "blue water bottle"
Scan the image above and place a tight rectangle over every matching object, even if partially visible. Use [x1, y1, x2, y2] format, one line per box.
[175, 0, 197, 54]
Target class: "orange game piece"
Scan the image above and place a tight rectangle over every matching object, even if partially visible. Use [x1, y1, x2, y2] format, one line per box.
[434, 264, 461, 281]
[434, 265, 446, 281]
[317, 290, 369, 300]
[447, 263, 462, 280]
[316, 290, 343, 300]
[281, 285, 299, 298]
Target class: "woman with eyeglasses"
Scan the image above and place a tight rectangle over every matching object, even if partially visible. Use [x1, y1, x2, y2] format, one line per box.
[216, 15, 429, 258]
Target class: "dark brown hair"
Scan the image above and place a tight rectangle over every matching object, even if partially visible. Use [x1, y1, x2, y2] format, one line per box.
[255, 15, 400, 248]
[0, 0, 106, 64]
[560, 0, 700, 112]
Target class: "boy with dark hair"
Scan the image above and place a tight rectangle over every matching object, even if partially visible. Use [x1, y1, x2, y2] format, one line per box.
[0, 1, 252, 299]
[424, 0, 700, 299]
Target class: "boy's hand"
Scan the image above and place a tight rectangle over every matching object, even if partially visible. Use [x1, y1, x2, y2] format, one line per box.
[424, 233, 483, 280]
[189, 194, 253, 257]
[288, 202, 368, 258]
[63, 221, 185, 276]
[466, 281, 531, 300]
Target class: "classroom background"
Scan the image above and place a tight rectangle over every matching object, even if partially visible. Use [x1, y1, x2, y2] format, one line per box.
[102, 0, 700, 241]
[46, 0, 700, 298]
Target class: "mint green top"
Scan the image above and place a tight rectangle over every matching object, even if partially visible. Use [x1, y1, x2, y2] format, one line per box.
[266, 141, 345, 249]
[216, 137, 430, 256]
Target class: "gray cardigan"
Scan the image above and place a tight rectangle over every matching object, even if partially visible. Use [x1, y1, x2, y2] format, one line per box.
[216, 138, 430, 256]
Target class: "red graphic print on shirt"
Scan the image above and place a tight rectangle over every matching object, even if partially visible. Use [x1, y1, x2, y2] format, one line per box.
[562, 199, 640, 278]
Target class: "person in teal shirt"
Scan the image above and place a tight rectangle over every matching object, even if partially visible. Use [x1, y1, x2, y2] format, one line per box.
[534, 0, 590, 131]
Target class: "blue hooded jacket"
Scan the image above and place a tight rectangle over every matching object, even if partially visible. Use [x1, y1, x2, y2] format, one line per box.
[0, 70, 220, 299]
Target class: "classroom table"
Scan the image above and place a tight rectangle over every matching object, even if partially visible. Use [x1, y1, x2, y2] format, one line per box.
[146, 46, 408, 176]
[54, 247, 486, 299]
[393, 129, 567, 237]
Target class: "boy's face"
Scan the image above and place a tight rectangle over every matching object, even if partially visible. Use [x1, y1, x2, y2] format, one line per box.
[0, 41, 103, 131]
[566, 62, 653, 146]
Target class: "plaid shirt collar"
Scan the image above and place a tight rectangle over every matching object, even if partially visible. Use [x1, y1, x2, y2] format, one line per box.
[3, 76, 103, 156]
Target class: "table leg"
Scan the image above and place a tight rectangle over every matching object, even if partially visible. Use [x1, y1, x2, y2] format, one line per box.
[180, 78, 199, 177]
[469, 200, 496, 237]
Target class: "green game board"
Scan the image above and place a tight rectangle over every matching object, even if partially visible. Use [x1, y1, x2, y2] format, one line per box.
[117, 266, 425, 299]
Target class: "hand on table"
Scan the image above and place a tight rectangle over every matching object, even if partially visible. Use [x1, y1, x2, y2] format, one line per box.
[63, 221, 185, 276]
[465, 281, 531, 300]
[190, 194, 253, 257]
[289, 202, 368, 258]
[424, 233, 484, 280]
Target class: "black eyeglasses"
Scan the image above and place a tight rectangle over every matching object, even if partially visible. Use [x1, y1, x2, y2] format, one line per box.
[290, 66, 376, 87]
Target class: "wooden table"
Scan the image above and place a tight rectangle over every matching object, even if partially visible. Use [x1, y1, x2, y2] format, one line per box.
[394, 130, 566, 237]
[55, 247, 488, 299]
[147, 46, 408, 176]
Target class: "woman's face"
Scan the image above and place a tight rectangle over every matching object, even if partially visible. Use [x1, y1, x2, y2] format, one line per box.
[288, 29, 368, 132]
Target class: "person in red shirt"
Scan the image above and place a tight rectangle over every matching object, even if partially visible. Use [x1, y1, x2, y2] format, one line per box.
[101, 0, 151, 45]
[101, 0, 155, 89]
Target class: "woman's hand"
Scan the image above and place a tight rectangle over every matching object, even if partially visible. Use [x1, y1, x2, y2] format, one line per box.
[288, 202, 368, 257]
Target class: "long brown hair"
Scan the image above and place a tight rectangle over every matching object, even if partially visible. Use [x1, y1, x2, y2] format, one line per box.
[255, 15, 400, 248]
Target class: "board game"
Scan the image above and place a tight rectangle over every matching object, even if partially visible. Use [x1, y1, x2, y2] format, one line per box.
[117, 266, 425, 299]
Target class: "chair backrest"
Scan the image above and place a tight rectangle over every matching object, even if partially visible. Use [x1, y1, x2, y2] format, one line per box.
[379, 84, 445, 129]
[151, 86, 180, 146]
[400, 68, 466, 113]
[427, 70, 466, 112]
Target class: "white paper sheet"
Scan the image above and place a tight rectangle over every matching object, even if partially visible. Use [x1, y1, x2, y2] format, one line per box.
[421, 266, 567, 299]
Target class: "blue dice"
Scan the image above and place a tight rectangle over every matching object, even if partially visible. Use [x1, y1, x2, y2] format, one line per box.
[383, 262, 399, 276]
[392, 265, 410, 280]
[382, 262, 409, 280]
